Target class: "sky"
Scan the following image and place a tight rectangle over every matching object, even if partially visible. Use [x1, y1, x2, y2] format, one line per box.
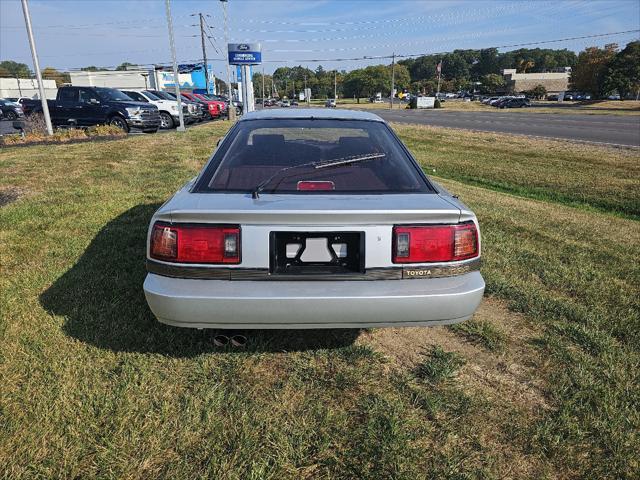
[1, 0, 639, 76]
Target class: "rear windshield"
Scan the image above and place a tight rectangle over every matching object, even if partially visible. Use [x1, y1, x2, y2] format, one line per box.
[194, 119, 432, 194]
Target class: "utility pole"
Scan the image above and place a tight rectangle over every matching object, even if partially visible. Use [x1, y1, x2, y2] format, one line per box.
[334, 70, 337, 101]
[304, 74, 308, 105]
[262, 65, 265, 101]
[193, 13, 210, 94]
[220, 0, 235, 120]
[165, 0, 185, 131]
[390, 52, 395, 110]
[20, 0, 52, 135]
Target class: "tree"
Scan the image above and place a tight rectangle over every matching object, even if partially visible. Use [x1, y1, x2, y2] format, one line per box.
[392, 64, 411, 92]
[472, 48, 499, 78]
[342, 69, 367, 101]
[604, 41, 640, 99]
[571, 43, 618, 97]
[528, 84, 547, 100]
[115, 62, 138, 71]
[480, 73, 506, 94]
[0, 60, 32, 78]
[441, 53, 469, 82]
[517, 58, 535, 73]
[42, 67, 70, 87]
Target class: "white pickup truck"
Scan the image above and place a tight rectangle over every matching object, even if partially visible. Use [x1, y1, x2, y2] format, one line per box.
[121, 90, 192, 129]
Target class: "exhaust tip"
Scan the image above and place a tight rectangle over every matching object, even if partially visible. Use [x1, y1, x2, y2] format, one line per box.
[231, 335, 247, 348]
[213, 334, 229, 347]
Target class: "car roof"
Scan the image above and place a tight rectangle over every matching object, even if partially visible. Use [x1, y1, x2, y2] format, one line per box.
[240, 108, 385, 122]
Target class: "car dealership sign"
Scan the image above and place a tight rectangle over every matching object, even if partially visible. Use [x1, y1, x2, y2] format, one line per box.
[228, 43, 262, 65]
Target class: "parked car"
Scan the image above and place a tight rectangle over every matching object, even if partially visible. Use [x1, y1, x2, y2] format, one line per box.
[143, 109, 485, 329]
[0, 98, 25, 120]
[154, 90, 206, 122]
[281, 99, 291, 107]
[608, 94, 621, 100]
[26, 87, 159, 132]
[499, 98, 531, 108]
[290, 100, 299, 106]
[181, 92, 220, 119]
[121, 89, 192, 129]
[193, 93, 226, 115]
[325, 99, 336, 108]
[13, 97, 43, 116]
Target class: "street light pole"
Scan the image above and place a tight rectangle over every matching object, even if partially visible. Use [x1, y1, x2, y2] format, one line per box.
[390, 52, 395, 110]
[220, 0, 235, 121]
[262, 65, 265, 101]
[334, 70, 337, 101]
[164, 0, 185, 131]
[20, 0, 52, 135]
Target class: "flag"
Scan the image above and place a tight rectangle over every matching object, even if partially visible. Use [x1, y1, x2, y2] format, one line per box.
[436, 61, 442, 75]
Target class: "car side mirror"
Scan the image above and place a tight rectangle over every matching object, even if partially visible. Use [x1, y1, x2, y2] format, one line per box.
[89, 98, 100, 105]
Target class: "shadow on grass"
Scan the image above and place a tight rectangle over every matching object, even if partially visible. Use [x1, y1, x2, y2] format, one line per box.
[40, 204, 360, 357]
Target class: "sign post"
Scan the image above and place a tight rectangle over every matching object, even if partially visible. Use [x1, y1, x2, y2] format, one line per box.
[228, 43, 261, 114]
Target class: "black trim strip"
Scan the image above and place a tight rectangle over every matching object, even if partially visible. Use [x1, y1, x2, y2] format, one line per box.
[146, 258, 480, 281]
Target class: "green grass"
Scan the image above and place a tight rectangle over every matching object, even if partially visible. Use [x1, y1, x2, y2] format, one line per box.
[415, 347, 466, 382]
[397, 123, 640, 219]
[1, 122, 639, 479]
[451, 319, 507, 352]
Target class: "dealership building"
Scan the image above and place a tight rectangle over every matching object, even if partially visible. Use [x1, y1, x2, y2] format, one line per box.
[502, 67, 571, 94]
[68, 64, 218, 94]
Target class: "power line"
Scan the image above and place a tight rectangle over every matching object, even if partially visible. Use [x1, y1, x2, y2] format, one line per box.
[34, 28, 640, 71]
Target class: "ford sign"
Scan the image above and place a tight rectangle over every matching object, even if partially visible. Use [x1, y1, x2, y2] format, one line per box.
[228, 43, 262, 65]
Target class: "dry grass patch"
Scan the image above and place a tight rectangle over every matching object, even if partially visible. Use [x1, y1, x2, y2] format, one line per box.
[360, 297, 549, 412]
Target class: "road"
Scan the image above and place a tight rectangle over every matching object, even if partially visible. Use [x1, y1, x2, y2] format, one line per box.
[372, 109, 640, 147]
[3, 110, 639, 147]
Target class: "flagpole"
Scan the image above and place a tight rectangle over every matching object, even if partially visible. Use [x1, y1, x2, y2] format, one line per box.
[436, 60, 442, 96]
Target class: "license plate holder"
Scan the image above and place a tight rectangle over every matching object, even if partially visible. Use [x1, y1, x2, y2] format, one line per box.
[270, 231, 365, 275]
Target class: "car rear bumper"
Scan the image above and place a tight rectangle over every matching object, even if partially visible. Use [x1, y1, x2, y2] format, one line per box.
[143, 271, 485, 329]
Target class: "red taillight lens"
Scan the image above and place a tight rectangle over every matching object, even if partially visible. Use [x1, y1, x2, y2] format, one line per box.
[150, 223, 240, 264]
[393, 223, 478, 263]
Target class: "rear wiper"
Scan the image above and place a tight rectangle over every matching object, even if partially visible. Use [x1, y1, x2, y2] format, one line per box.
[251, 153, 385, 199]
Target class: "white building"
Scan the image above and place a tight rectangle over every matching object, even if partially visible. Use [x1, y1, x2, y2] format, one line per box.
[69, 70, 153, 89]
[0, 78, 58, 99]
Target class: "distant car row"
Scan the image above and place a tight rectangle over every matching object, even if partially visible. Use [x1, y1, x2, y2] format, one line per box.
[259, 98, 299, 107]
[2, 86, 235, 134]
[481, 96, 531, 108]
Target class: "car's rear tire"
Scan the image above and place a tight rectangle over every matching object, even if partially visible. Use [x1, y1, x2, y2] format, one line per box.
[6, 111, 17, 120]
[109, 115, 129, 133]
[159, 112, 174, 129]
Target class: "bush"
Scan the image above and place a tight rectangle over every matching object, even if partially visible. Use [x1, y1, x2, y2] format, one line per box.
[1, 121, 126, 146]
[434, 99, 443, 109]
[86, 124, 126, 137]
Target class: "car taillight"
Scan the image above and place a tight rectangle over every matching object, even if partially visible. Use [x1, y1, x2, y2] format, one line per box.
[393, 223, 478, 263]
[150, 222, 240, 264]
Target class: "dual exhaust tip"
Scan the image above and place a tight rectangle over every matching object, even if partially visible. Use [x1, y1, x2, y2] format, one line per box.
[213, 334, 247, 348]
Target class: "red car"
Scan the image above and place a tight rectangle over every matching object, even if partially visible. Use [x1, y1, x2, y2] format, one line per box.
[193, 93, 226, 115]
[181, 92, 220, 119]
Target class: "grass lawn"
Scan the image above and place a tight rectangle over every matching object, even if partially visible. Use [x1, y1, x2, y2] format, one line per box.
[1, 122, 639, 479]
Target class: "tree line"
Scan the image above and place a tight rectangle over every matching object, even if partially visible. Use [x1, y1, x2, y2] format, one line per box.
[2, 42, 638, 99]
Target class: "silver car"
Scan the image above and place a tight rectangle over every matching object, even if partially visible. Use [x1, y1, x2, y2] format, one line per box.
[144, 109, 484, 329]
